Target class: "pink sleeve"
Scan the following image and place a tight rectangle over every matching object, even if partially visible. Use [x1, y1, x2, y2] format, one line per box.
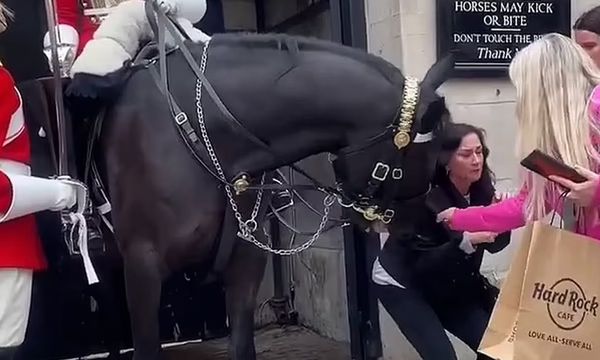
[589, 85, 600, 207]
[449, 189, 527, 233]
[593, 180, 600, 207]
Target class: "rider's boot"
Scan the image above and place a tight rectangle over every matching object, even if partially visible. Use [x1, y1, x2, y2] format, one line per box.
[0, 346, 17, 360]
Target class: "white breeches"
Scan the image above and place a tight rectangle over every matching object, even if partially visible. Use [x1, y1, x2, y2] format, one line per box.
[0, 269, 33, 347]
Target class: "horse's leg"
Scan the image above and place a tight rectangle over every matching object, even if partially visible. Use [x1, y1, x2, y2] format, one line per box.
[223, 231, 268, 360]
[122, 244, 163, 360]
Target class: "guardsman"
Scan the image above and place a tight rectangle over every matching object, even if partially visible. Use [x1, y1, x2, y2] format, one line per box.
[45, 0, 210, 77]
[0, 4, 85, 359]
[55, 0, 126, 56]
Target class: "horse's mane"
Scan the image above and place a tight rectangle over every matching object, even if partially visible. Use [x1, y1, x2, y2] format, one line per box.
[209, 32, 406, 86]
[66, 32, 408, 117]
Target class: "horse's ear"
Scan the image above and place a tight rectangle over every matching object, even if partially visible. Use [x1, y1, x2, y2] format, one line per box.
[422, 53, 455, 90]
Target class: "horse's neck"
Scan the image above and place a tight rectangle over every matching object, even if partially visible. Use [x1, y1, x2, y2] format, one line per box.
[205, 39, 399, 177]
[221, 104, 351, 178]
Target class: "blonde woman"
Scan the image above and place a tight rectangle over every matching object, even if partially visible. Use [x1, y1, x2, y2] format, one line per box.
[438, 33, 600, 240]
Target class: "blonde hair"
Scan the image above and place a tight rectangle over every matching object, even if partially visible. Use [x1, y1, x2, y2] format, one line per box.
[509, 33, 600, 220]
[0, 3, 14, 33]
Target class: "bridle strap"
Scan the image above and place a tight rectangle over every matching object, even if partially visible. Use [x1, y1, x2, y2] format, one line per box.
[379, 77, 421, 211]
[343, 77, 421, 223]
[143, 0, 343, 196]
[142, 0, 424, 223]
[146, 0, 272, 153]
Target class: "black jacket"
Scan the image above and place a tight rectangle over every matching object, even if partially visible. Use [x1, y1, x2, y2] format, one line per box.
[412, 181, 511, 308]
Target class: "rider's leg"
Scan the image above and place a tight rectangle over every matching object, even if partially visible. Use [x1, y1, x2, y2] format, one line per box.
[0, 269, 33, 360]
[374, 283, 459, 360]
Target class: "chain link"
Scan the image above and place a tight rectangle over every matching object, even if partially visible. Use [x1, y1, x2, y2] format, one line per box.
[194, 40, 329, 256]
[238, 194, 334, 256]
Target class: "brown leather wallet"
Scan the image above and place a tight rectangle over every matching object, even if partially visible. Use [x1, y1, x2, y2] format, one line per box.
[520, 150, 587, 184]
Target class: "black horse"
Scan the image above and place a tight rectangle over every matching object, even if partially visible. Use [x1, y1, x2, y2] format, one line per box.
[67, 31, 453, 360]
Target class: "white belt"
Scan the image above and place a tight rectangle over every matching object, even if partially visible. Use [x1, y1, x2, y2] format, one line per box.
[0, 159, 30, 176]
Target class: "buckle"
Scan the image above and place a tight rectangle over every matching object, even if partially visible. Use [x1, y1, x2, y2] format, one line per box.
[362, 206, 380, 221]
[392, 168, 404, 180]
[371, 162, 390, 181]
[381, 209, 395, 224]
[175, 112, 188, 125]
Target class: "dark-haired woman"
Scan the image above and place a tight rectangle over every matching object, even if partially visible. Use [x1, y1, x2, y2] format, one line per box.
[372, 123, 510, 360]
[574, 6, 600, 67]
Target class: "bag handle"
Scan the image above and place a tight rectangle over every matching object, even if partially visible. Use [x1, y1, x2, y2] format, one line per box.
[562, 198, 577, 231]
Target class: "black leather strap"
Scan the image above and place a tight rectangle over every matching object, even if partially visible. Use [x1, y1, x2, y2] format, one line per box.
[143, 0, 341, 195]
[151, 1, 272, 153]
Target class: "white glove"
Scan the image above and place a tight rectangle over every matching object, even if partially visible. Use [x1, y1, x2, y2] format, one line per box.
[158, 0, 207, 23]
[53, 177, 88, 214]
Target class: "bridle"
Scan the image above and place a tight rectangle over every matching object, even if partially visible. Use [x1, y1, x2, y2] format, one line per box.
[139, 0, 425, 227]
[331, 76, 424, 224]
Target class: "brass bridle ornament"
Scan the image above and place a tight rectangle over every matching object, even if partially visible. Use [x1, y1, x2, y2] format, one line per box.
[394, 76, 420, 150]
[334, 76, 421, 225]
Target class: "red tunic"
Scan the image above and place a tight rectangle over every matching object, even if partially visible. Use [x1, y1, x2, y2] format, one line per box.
[0, 66, 47, 271]
[56, 0, 99, 54]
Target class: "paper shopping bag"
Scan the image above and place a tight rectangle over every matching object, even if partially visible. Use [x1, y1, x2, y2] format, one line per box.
[478, 224, 534, 360]
[480, 221, 600, 360]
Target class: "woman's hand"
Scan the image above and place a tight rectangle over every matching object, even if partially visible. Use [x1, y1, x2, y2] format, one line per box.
[465, 231, 497, 245]
[494, 190, 513, 203]
[436, 207, 457, 224]
[549, 165, 600, 207]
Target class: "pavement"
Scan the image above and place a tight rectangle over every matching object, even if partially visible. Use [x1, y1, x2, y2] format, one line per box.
[165, 325, 351, 360]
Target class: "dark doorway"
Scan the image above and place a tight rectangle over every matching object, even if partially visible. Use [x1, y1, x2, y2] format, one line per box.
[228, 1, 382, 359]
[0, 0, 379, 358]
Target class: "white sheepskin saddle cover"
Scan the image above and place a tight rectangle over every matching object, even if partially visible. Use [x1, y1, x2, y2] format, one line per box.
[71, 0, 210, 77]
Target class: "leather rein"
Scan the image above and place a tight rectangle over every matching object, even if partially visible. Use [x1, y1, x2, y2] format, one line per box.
[138, 0, 422, 225]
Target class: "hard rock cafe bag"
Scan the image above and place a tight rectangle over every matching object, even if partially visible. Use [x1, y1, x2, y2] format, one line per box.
[479, 221, 600, 360]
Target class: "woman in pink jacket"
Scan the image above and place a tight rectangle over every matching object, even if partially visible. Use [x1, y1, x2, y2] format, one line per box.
[439, 33, 600, 240]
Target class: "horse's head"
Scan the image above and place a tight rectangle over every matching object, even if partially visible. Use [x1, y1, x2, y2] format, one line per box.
[331, 55, 453, 231]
